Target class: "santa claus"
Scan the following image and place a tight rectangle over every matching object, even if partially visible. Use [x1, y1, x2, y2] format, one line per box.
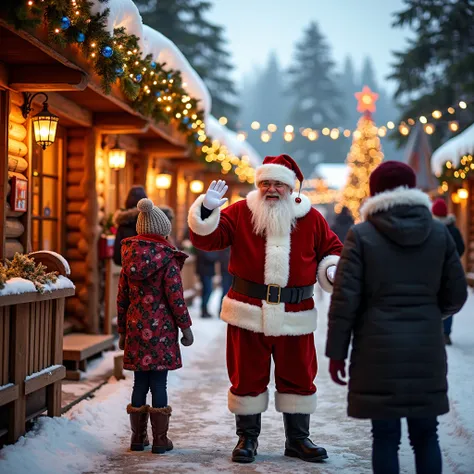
[187, 154, 342, 463]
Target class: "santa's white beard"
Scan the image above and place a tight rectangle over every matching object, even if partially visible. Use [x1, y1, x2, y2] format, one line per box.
[251, 193, 296, 237]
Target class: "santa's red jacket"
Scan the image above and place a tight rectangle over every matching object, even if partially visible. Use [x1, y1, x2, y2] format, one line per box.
[188, 191, 343, 337]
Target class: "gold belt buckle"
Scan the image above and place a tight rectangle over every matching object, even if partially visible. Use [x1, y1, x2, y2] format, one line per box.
[266, 284, 281, 305]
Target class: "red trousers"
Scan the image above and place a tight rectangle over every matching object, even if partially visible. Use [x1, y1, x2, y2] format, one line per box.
[227, 325, 317, 415]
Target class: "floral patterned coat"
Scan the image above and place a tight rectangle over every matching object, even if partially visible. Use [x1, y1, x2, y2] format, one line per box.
[117, 234, 192, 371]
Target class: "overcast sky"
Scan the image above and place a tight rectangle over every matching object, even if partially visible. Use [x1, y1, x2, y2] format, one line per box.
[208, 0, 411, 93]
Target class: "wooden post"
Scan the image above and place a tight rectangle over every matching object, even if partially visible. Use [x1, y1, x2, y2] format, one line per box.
[114, 354, 124, 380]
[103, 258, 112, 335]
[47, 297, 64, 417]
[9, 302, 28, 443]
[0, 90, 10, 260]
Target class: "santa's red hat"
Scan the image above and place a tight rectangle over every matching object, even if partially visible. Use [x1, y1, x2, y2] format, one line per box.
[255, 154, 304, 189]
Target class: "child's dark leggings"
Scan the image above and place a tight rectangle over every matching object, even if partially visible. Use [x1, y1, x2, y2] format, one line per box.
[131, 370, 168, 408]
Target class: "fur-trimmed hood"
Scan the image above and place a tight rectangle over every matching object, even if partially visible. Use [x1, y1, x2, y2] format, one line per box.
[433, 214, 456, 226]
[360, 187, 433, 247]
[114, 208, 140, 227]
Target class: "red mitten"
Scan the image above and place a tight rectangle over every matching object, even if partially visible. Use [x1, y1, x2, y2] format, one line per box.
[329, 359, 347, 386]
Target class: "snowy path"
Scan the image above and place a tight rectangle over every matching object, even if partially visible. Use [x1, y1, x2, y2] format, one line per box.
[1, 289, 474, 473]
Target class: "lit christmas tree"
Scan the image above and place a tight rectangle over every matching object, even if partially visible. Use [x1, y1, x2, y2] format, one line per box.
[337, 86, 384, 221]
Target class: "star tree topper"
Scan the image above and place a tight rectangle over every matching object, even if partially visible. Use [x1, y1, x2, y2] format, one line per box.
[355, 86, 379, 114]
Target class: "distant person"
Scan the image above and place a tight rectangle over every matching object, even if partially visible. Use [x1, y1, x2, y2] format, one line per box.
[218, 247, 232, 315]
[159, 205, 176, 247]
[326, 162, 468, 474]
[331, 206, 354, 243]
[195, 248, 219, 318]
[113, 186, 147, 266]
[432, 197, 465, 345]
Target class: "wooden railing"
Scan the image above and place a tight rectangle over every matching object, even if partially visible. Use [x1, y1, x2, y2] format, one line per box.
[0, 287, 74, 445]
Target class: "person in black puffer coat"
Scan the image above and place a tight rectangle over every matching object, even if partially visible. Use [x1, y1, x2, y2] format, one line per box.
[325, 162, 467, 474]
[331, 206, 354, 243]
[113, 186, 147, 266]
[431, 197, 465, 346]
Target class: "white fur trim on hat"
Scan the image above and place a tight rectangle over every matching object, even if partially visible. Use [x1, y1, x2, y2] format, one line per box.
[228, 389, 269, 415]
[360, 186, 431, 222]
[187, 194, 220, 236]
[317, 255, 340, 293]
[255, 163, 297, 188]
[275, 392, 317, 414]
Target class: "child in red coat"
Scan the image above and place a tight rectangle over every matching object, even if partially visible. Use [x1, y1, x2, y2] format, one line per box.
[117, 198, 193, 454]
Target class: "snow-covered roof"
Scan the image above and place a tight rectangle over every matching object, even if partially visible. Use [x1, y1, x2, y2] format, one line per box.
[431, 122, 474, 175]
[90, 0, 262, 165]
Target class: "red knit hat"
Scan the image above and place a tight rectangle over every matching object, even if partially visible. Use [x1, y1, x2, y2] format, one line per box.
[432, 198, 448, 217]
[369, 161, 416, 196]
[255, 154, 303, 188]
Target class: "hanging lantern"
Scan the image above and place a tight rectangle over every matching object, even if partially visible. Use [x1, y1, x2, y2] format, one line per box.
[156, 173, 172, 189]
[21, 92, 59, 150]
[31, 105, 59, 150]
[108, 139, 126, 170]
[189, 179, 204, 194]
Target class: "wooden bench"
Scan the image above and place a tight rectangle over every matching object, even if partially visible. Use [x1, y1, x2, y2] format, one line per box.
[63, 333, 115, 380]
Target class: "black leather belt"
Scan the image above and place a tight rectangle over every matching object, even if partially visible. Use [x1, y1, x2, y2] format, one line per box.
[232, 276, 314, 305]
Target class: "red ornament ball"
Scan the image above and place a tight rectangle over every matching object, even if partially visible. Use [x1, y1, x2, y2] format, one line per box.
[295, 197, 302, 203]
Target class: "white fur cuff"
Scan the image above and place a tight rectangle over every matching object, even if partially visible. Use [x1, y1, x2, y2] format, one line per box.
[317, 255, 340, 293]
[228, 389, 269, 415]
[187, 194, 220, 236]
[275, 392, 317, 414]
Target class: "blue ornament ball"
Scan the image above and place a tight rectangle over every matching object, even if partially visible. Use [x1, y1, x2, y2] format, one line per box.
[155, 91, 161, 97]
[135, 74, 142, 83]
[60, 17, 71, 30]
[150, 61, 157, 69]
[77, 32, 85, 43]
[167, 73, 172, 79]
[115, 67, 124, 77]
[102, 46, 113, 58]
[183, 117, 189, 124]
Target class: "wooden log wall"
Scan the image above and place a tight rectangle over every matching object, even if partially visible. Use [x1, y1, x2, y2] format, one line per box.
[64, 129, 100, 332]
[5, 93, 30, 258]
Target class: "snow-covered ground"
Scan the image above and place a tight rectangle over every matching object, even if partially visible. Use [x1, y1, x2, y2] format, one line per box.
[1, 288, 473, 474]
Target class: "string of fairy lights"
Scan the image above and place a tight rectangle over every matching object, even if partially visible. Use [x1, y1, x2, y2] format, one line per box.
[16, 0, 255, 184]
[218, 99, 471, 144]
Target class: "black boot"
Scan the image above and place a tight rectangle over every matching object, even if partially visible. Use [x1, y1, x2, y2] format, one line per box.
[232, 414, 260, 463]
[283, 413, 328, 462]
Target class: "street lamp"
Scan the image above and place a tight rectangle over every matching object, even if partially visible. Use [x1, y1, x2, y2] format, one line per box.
[21, 92, 59, 150]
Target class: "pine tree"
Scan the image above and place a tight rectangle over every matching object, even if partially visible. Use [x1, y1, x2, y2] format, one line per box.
[338, 55, 360, 131]
[390, 0, 474, 148]
[360, 57, 403, 161]
[135, 0, 238, 124]
[338, 88, 384, 222]
[239, 52, 290, 156]
[285, 22, 345, 175]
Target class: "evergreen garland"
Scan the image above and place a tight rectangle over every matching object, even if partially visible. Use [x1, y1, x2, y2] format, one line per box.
[0, 253, 58, 293]
[0, 0, 214, 162]
[438, 154, 474, 185]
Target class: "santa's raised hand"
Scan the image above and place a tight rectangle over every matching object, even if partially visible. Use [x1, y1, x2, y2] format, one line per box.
[203, 180, 228, 210]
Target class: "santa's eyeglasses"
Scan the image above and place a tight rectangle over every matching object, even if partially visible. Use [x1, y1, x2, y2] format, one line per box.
[257, 180, 287, 190]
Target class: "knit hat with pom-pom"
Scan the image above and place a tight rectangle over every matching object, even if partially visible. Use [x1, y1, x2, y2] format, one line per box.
[136, 198, 172, 236]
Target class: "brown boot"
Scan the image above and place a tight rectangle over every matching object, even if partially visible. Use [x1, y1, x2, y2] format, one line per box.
[127, 404, 150, 451]
[149, 406, 173, 454]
